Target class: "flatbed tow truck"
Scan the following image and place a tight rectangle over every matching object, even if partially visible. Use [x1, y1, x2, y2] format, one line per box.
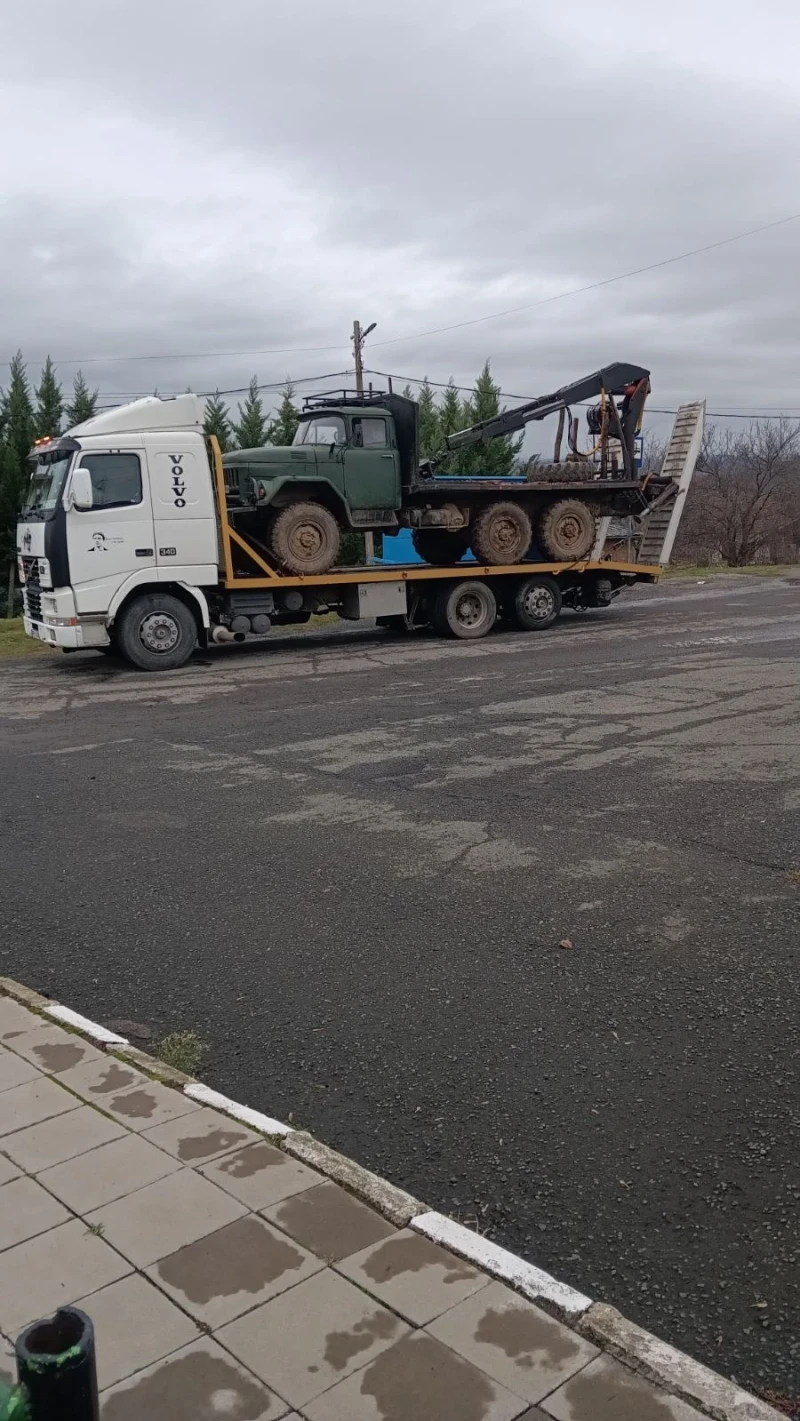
[16, 374, 705, 671]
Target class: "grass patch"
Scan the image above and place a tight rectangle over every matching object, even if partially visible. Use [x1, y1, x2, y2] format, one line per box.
[0, 618, 46, 658]
[155, 1030, 208, 1077]
[787, 870, 800, 886]
[664, 564, 800, 580]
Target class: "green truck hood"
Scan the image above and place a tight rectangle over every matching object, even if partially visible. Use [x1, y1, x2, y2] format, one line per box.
[223, 446, 316, 477]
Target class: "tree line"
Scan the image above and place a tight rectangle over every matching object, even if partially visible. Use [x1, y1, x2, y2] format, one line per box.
[660, 419, 800, 567]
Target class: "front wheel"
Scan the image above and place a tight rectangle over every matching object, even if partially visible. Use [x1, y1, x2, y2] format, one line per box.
[115, 594, 197, 671]
[513, 574, 562, 630]
[431, 580, 497, 640]
[268, 501, 340, 575]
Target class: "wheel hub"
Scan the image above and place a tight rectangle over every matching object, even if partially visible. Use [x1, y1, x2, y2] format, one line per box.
[558, 515, 582, 547]
[292, 523, 323, 557]
[456, 594, 484, 627]
[139, 613, 180, 654]
[524, 589, 554, 620]
[492, 518, 518, 553]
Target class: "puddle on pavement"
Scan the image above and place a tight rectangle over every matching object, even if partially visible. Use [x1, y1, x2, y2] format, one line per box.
[362, 1233, 478, 1286]
[216, 1142, 286, 1178]
[271, 1181, 393, 1260]
[32, 1042, 87, 1071]
[102, 1347, 274, 1421]
[475, 1303, 581, 1370]
[157, 1215, 305, 1304]
[360, 1333, 496, 1421]
[174, 1126, 249, 1162]
[323, 1309, 400, 1371]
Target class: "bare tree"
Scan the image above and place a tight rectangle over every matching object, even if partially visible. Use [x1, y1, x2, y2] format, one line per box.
[680, 419, 800, 566]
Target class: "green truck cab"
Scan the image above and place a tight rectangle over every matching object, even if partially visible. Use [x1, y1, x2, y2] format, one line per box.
[223, 366, 653, 575]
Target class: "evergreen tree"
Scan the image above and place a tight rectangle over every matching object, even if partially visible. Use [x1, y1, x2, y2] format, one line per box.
[34, 356, 63, 439]
[436, 378, 465, 473]
[266, 381, 300, 445]
[416, 379, 440, 460]
[232, 376, 268, 449]
[64, 370, 98, 428]
[457, 361, 522, 475]
[0, 352, 35, 596]
[203, 390, 233, 453]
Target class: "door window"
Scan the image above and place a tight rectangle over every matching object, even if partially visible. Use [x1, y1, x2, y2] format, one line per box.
[352, 417, 387, 448]
[80, 453, 142, 508]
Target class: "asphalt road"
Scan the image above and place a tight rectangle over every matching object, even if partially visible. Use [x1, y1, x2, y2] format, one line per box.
[1, 576, 798, 1402]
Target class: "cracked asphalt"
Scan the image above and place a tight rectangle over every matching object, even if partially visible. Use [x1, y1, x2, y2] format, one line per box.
[1, 574, 798, 1402]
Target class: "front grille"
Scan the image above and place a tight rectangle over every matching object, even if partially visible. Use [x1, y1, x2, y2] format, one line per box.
[22, 559, 42, 621]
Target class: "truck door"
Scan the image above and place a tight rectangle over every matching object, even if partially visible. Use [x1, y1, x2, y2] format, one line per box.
[343, 415, 401, 510]
[65, 448, 155, 614]
[147, 435, 219, 580]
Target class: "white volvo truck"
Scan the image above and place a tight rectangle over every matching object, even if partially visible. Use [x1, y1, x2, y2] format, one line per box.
[16, 394, 704, 671]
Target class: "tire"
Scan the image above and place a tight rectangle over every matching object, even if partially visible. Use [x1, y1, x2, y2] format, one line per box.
[432, 580, 497, 640]
[538, 499, 596, 561]
[469, 501, 532, 565]
[268, 501, 340, 575]
[411, 528, 470, 565]
[115, 593, 197, 671]
[513, 575, 562, 631]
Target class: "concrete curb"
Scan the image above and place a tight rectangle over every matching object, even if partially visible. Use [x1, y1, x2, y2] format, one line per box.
[0, 977, 783, 1421]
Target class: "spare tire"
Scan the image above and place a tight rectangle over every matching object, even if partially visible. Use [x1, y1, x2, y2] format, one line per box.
[538, 499, 596, 561]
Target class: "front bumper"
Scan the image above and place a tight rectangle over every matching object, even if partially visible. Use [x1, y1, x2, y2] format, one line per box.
[23, 587, 110, 650]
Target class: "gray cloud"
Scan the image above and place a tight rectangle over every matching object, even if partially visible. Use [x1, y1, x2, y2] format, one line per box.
[2, 0, 800, 433]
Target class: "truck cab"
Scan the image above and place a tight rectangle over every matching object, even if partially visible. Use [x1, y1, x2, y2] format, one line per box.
[17, 395, 218, 661]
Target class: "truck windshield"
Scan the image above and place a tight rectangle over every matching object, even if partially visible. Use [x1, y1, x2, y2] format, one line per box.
[293, 415, 346, 446]
[23, 451, 73, 517]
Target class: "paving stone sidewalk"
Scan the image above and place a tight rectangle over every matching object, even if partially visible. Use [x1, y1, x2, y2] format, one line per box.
[0, 995, 774, 1420]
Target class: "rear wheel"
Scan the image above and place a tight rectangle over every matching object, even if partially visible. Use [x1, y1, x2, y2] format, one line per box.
[268, 501, 340, 575]
[470, 501, 532, 565]
[115, 594, 197, 671]
[513, 575, 562, 630]
[432, 580, 497, 640]
[538, 499, 596, 561]
[411, 528, 470, 565]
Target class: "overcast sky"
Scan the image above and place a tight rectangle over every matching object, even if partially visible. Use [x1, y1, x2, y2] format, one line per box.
[3, 0, 800, 438]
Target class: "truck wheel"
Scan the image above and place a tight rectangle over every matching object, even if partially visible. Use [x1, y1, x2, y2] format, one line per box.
[432, 580, 497, 639]
[411, 528, 469, 565]
[470, 502, 532, 565]
[514, 574, 562, 630]
[538, 499, 595, 561]
[269, 501, 340, 575]
[115, 593, 197, 671]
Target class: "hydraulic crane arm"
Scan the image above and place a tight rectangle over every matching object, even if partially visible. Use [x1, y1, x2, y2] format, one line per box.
[445, 362, 651, 475]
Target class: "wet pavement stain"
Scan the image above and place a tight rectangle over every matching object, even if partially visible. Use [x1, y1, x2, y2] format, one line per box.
[32, 1041, 86, 1072]
[271, 1181, 394, 1260]
[157, 1215, 306, 1304]
[217, 1142, 286, 1178]
[88, 1062, 138, 1094]
[108, 1088, 159, 1119]
[552, 1364, 683, 1420]
[217, 1142, 287, 1176]
[475, 1304, 581, 1371]
[175, 1127, 249, 1162]
[362, 1233, 478, 1287]
[323, 1310, 400, 1371]
[102, 1348, 276, 1420]
[360, 1333, 496, 1421]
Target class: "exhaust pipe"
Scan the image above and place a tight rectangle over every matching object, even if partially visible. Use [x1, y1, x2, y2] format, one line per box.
[211, 626, 246, 644]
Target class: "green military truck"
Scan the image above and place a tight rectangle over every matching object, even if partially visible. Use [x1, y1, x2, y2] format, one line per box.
[223, 362, 652, 575]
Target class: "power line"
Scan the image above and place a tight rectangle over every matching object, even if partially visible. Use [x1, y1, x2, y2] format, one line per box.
[365, 368, 800, 421]
[6, 208, 800, 371]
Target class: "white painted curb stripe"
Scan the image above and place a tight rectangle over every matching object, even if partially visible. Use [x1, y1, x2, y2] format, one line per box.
[44, 1003, 129, 1046]
[412, 1211, 592, 1319]
[184, 1081, 291, 1138]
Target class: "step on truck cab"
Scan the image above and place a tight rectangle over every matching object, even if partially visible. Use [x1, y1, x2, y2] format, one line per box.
[16, 390, 705, 672]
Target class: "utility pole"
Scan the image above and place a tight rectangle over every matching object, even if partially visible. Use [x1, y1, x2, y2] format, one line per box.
[352, 319, 376, 396]
[352, 320, 377, 559]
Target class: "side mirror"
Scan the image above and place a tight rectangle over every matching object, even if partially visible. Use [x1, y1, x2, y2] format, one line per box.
[70, 466, 94, 510]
